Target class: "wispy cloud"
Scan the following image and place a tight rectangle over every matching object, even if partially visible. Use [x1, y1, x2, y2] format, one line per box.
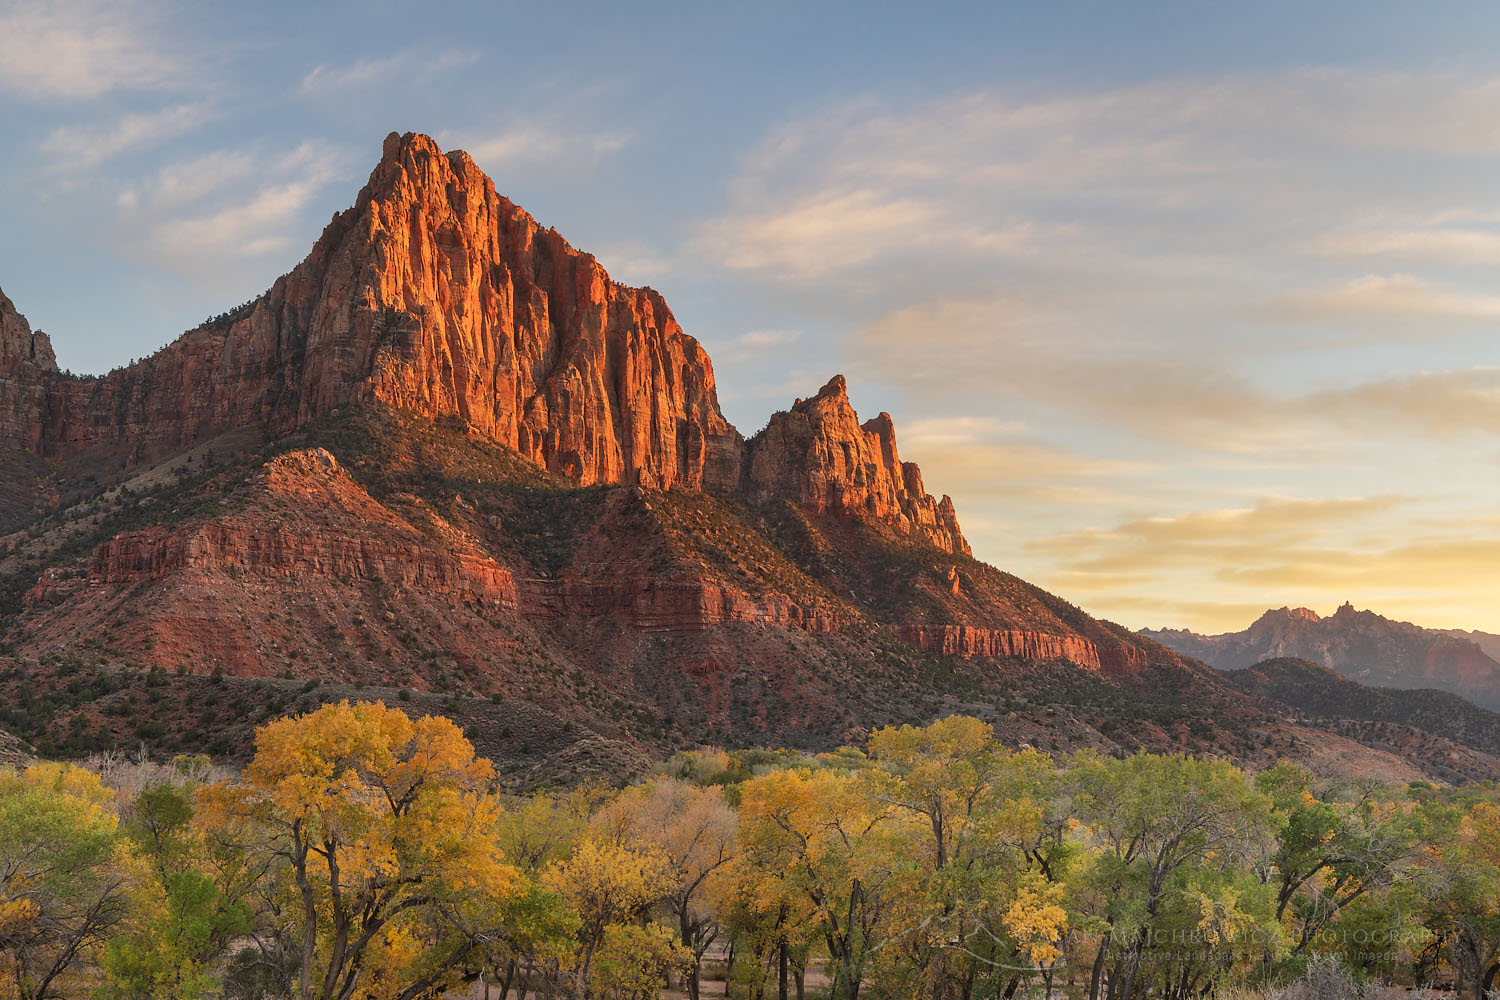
[1023, 493, 1500, 635]
[896, 416, 1028, 447]
[703, 189, 943, 277]
[41, 102, 215, 168]
[856, 294, 1500, 449]
[1261, 273, 1500, 325]
[1310, 227, 1500, 265]
[1218, 536, 1500, 593]
[698, 70, 1500, 318]
[115, 149, 257, 214]
[1307, 367, 1500, 439]
[114, 140, 356, 283]
[0, 0, 183, 99]
[299, 48, 479, 94]
[1030, 496, 1407, 572]
[723, 329, 801, 364]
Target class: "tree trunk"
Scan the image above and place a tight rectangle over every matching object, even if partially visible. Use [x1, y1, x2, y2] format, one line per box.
[293, 845, 317, 1000]
[574, 941, 596, 1000]
[1089, 933, 1111, 1000]
[779, 938, 789, 1000]
[1479, 960, 1499, 1000]
[1118, 930, 1146, 1000]
[680, 903, 702, 1000]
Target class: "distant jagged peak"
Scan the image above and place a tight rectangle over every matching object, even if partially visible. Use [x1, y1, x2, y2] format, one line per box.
[1253, 605, 1322, 627]
[1144, 600, 1500, 711]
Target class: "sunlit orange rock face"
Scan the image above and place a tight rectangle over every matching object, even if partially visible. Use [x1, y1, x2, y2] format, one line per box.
[13, 133, 741, 490]
[745, 375, 970, 555]
[0, 132, 967, 553]
[892, 625, 1098, 664]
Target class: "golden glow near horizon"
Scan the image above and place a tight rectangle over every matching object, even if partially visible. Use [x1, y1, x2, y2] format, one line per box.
[708, 81, 1500, 637]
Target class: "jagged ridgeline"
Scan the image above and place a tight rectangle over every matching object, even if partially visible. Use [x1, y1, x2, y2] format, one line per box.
[3, 133, 1500, 783]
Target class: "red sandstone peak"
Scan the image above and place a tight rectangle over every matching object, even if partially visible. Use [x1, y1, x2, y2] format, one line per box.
[0, 287, 59, 453]
[0, 132, 743, 491]
[0, 133, 968, 554]
[745, 373, 969, 555]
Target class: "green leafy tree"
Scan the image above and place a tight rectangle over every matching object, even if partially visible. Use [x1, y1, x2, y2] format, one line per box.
[1255, 763, 1417, 959]
[100, 782, 252, 1000]
[736, 767, 897, 1000]
[0, 763, 134, 1000]
[1068, 751, 1279, 1000]
[1423, 800, 1500, 1000]
[863, 717, 1063, 1000]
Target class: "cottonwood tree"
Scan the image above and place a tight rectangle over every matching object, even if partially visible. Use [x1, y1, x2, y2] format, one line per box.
[863, 717, 1066, 1000]
[475, 789, 605, 999]
[0, 763, 135, 1000]
[592, 778, 737, 1000]
[736, 767, 898, 1000]
[1423, 800, 1500, 1000]
[100, 782, 255, 1000]
[1068, 751, 1277, 1000]
[1254, 762, 1419, 960]
[540, 837, 679, 1000]
[197, 700, 520, 1000]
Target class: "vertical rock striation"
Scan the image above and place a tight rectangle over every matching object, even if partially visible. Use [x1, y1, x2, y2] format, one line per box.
[1, 133, 742, 490]
[744, 375, 969, 554]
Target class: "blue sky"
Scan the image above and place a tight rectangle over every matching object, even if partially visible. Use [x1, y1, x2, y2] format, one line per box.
[3, 0, 1500, 633]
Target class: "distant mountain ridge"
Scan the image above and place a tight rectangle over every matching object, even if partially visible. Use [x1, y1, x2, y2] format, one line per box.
[1143, 603, 1500, 710]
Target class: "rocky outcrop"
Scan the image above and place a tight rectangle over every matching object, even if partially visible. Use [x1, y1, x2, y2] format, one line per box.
[0, 727, 32, 767]
[745, 376, 969, 554]
[0, 289, 56, 373]
[30, 448, 520, 610]
[894, 624, 1099, 665]
[3, 133, 743, 490]
[521, 577, 840, 633]
[85, 523, 517, 607]
[0, 288, 59, 450]
[1095, 638, 1152, 679]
